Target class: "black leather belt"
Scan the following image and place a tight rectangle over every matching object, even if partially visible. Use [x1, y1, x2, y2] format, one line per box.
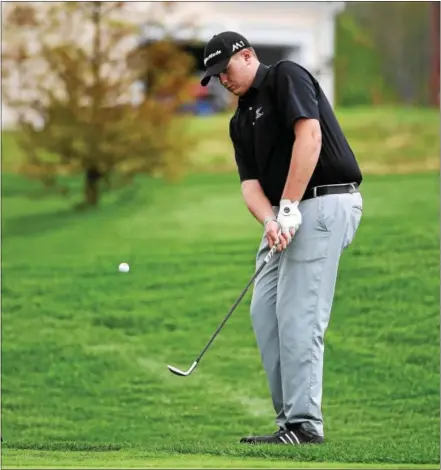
[302, 183, 359, 201]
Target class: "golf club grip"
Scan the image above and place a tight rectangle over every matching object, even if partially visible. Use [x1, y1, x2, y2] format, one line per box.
[195, 243, 278, 363]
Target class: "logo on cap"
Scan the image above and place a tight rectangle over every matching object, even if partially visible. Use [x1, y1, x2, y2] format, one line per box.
[204, 50, 222, 66]
[232, 40, 245, 52]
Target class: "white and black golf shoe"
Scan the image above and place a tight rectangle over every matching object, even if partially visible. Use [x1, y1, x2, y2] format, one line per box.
[240, 424, 324, 445]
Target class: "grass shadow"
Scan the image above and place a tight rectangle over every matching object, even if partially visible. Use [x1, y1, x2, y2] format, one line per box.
[2, 206, 87, 239]
[2, 175, 163, 239]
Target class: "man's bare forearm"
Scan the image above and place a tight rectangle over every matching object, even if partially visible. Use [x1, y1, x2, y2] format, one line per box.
[241, 179, 275, 225]
[281, 119, 322, 201]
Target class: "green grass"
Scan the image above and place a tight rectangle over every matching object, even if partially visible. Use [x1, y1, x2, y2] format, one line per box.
[3, 449, 440, 469]
[2, 106, 440, 174]
[1, 166, 439, 468]
[186, 106, 440, 174]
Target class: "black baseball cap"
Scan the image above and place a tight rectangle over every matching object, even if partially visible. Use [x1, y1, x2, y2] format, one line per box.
[200, 31, 251, 86]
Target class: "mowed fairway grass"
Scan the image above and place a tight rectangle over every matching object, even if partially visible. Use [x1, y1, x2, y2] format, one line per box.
[1, 107, 440, 468]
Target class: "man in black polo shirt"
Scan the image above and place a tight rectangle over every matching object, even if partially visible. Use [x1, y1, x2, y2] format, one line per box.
[201, 31, 363, 445]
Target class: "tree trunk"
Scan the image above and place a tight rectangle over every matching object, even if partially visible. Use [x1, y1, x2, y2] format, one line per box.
[84, 168, 101, 206]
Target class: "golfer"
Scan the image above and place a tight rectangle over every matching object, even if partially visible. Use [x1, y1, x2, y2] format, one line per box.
[201, 31, 364, 445]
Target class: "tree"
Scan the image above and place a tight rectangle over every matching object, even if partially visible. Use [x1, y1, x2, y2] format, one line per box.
[334, 11, 393, 106]
[2, 1, 197, 207]
[338, 2, 433, 106]
[430, 1, 440, 107]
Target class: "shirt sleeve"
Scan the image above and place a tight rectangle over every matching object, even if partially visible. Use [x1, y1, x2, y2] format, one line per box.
[274, 61, 320, 126]
[229, 117, 258, 182]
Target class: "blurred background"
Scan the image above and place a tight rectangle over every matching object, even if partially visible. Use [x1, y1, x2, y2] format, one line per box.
[1, 1, 439, 194]
[1, 1, 440, 468]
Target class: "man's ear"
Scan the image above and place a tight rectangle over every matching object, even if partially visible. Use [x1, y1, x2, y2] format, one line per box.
[242, 48, 253, 63]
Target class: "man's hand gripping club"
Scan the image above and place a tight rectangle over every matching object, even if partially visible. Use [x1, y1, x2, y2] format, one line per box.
[264, 200, 302, 252]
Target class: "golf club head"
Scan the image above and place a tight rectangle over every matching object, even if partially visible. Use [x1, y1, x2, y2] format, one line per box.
[167, 360, 198, 377]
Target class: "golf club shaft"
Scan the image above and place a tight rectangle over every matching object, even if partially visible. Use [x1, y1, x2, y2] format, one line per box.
[194, 243, 279, 364]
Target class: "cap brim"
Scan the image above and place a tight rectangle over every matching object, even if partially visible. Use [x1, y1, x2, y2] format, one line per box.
[200, 58, 230, 86]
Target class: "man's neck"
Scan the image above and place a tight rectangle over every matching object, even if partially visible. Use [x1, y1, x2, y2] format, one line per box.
[238, 62, 264, 99]
[249, 61, 261, 83]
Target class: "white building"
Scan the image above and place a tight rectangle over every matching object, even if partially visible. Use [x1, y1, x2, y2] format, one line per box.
[138, 1, 346, 108]
[1, 1, 345, 128]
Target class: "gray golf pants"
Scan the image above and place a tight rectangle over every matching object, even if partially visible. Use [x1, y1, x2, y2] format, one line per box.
[250, 191, 363, 437]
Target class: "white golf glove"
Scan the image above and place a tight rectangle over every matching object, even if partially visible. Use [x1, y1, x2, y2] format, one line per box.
[277, 199, 302, 243]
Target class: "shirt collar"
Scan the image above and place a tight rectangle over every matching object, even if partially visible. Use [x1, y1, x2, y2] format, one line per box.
[250, 63, 269, 90]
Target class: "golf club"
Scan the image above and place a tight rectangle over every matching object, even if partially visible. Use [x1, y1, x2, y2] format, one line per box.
[167, 239, 280, 377]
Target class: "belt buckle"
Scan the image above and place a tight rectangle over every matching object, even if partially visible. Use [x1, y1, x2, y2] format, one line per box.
[312, 187, 318, 198]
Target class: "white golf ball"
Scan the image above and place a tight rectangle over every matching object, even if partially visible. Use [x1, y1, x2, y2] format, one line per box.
[118, 262, 130, 273]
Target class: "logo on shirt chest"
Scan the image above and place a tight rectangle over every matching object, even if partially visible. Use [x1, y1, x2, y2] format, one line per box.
[255, 107, 264, 120]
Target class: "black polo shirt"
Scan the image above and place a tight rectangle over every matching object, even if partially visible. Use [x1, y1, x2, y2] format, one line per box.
[229, 60, 363, 205]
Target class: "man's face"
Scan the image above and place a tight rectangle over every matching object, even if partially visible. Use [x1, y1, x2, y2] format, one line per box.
[217, 51, 253, 96]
